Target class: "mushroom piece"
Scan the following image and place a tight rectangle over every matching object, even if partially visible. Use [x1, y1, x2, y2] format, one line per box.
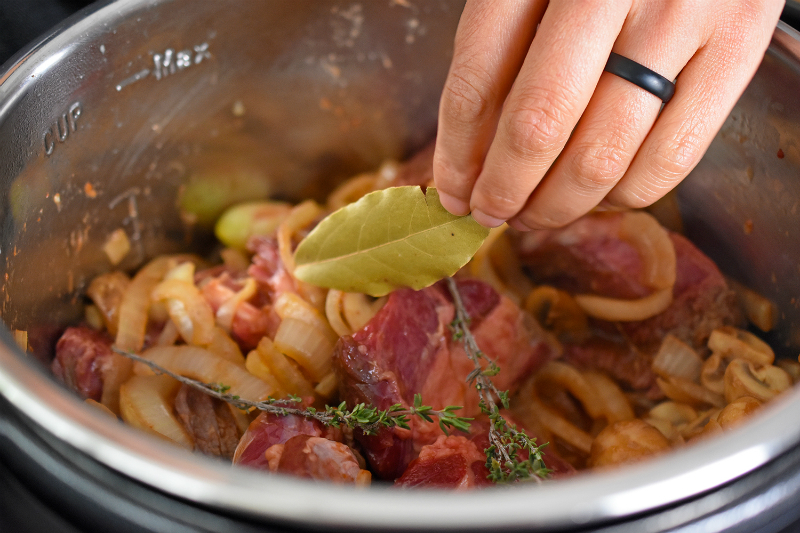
[723, 359, 792, 403]
[708, 326, 774, 366]
[716, 396, 762, 430]
[588, 419, 670, 468]
[525, 285, 588, 341]
[700, 353, 727, 396]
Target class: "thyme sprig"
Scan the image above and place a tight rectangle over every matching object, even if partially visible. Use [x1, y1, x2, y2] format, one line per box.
[111, 347, 471, 435]
[445, 277, 550, 483]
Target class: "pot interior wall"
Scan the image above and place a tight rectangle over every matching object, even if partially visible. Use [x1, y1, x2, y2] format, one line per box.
[0, 0, 461, 352]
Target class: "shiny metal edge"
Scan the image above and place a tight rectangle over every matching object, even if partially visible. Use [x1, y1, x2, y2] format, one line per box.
[0, 6, 798, 530]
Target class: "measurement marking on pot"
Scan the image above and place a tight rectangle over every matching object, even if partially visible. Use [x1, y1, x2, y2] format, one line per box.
[43, 102, 82, 157]
[115, 43, 211, 91]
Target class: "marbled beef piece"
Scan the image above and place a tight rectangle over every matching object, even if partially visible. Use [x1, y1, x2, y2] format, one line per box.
[52, 326, 114, 402]
[516, 212, 741, 392]
[233, 411, 341, 470]
[395, 435, 491, 489]
[334, 279, 560, 480]
[173, 384, 242, 459]
[516, 212, 650, 299]
[618, 233, 742, 354]
[265, 435, 371, 485]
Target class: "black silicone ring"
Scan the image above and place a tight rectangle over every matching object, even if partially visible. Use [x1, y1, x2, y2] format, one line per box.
[604, 52, 675, 103]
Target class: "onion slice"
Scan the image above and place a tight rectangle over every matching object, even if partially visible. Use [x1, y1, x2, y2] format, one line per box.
[135, 345, 280, 401]
[119, 374, 193, 449]
[652, 334, 703, 382]
[115, 254, 196, 352]
[619, 211, 676, 290]
[575, 287, 672, 322]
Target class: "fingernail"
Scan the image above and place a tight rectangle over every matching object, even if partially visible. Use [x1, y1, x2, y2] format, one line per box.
[437, 192, 470, 216]
[471, 209, 506, 228]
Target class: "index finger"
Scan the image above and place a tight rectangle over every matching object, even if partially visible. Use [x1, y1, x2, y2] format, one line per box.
[468, 0, 631, 228]
[433, 0, 546, 216]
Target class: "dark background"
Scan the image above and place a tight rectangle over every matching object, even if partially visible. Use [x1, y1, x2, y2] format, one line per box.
[2, 0, 800, 68]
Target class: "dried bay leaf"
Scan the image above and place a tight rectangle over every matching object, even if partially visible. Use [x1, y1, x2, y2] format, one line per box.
[293, 186, 489, 296]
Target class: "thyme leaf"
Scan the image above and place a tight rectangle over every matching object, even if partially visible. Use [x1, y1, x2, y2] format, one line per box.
[111, 347, 472, 437]
[444, 277, 550, 483]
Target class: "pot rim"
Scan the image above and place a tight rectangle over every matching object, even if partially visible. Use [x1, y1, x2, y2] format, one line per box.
[1, 2, 799, 529]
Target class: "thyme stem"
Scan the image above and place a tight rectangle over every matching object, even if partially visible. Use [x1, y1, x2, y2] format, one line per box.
[111, 347, 471, 435]
[445, 277, 549, 483]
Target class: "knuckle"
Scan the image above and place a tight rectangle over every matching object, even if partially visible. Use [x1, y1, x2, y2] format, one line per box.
[441, 61, 496, 124]
[569, 138, 630, 193]
[502, 85, 575, 160]
[646, 129, 704, 182]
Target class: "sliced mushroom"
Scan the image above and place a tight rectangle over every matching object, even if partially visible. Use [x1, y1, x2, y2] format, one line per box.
[700, 352, 727, 396]
[723, 359, 792, 403]
[716, 396, 761, 430]
[588, 420, 670, 468]
[525, 285, 588, 341]
[708, 326, 774, 365]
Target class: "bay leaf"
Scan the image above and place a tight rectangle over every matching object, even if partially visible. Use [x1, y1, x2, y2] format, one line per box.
[293, 186, 489, 296]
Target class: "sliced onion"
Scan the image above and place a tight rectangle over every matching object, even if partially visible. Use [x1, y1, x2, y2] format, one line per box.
[273, 317, 334, 382]
[216, 277, 257, 332]
[534, 361, 605, 420]
[99, 353, 134, 415]
[245, 348, 278, 384]
[156, 320, 180, 346]
[727, 277, 778, 333]
[652, 334, 703, 382]
[575, 287, 672, 322]
[581, 371, 635, 424]
[708, 326, 774, 365]
[205, 327, 246, 365]
[341, 292, 386, 333]
[152, 279, 216, 347]
[327, 174, 376, 210]
[530, 395, 593, 455]
[86, 271, 130, 336]
[115, 254, 196, 352]
[279, 200, 323, 273]
[273, 292, 337, 381]
[136, 345, 280, 401]
[313, 371, 339, 402]
[85, 398, 118, 419]
[619, 210, 676, 290]
[119, 374, 193, 449]
[656, 376, 726, 408]
[256, 337, 316, 398]
[325, 290, 352, 337]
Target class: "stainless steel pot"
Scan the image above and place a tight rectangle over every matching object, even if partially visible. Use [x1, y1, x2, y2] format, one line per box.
[2, 1, 800, 531]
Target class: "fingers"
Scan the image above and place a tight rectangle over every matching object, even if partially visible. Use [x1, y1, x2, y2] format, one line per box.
[508, 1, 704, 230]
[434, 0, 546, 216]
[467, 0, 631, 227]
[605, 0, 785, 208]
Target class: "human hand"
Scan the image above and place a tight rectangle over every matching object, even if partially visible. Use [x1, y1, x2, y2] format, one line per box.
[433, 0, 784, 230]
